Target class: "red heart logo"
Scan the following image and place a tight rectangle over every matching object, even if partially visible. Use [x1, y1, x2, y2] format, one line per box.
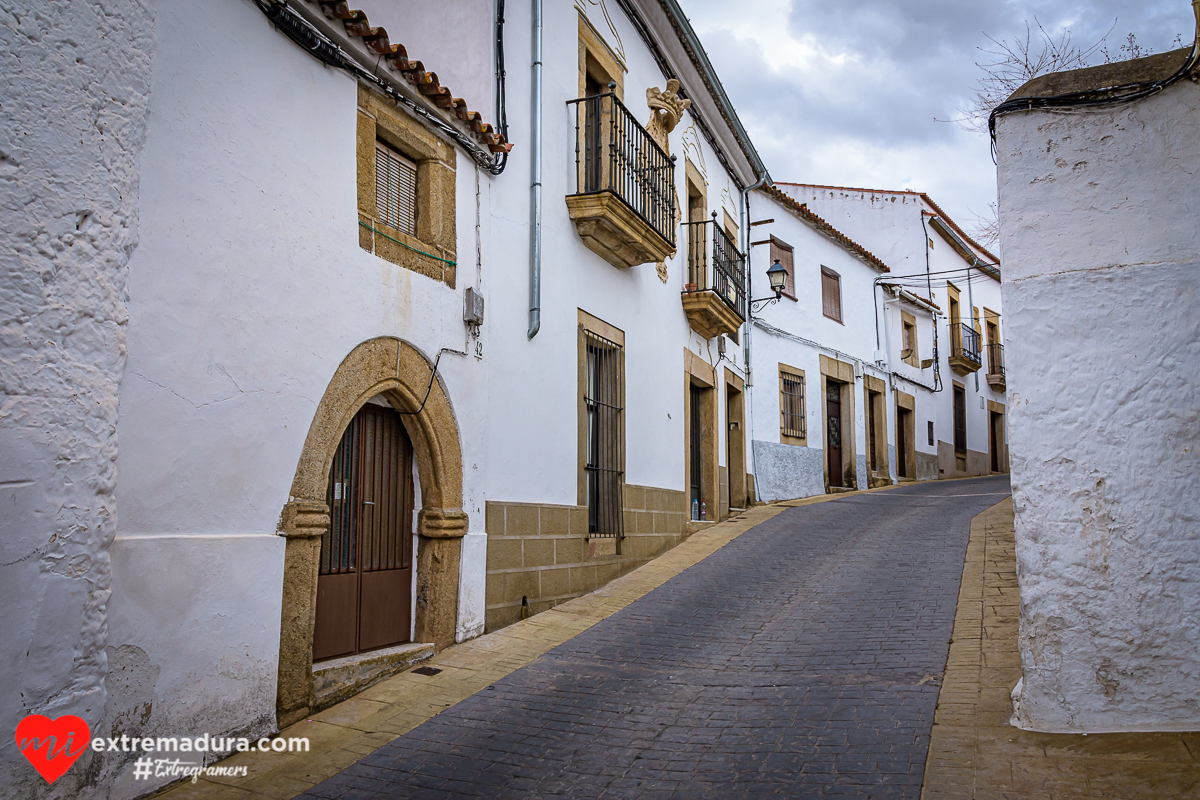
[15, 715, 91, 784]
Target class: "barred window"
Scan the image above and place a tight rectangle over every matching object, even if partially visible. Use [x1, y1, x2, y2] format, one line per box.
[375, 141, 417, 236]
[779, 366, 806, 442]
[821, 267, 842, 322]
[584, 329, 624, 537]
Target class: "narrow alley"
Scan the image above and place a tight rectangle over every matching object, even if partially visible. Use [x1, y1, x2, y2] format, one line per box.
[299, 477, 1010, 799]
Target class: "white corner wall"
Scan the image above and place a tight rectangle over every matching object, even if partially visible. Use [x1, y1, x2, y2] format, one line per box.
[996, 78, 1200, 732]
[0, 3, 155, 797]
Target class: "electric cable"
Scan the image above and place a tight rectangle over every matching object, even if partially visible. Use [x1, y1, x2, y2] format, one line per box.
[254, 0, 509, 175]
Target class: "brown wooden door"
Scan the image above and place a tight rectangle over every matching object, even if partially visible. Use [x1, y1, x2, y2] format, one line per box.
[689, 385, 703, 519]
[896, 408, 909, 479]
[826, 383, 843, 487]
[990, 411, 1001, 472]
[313, 404, 414, 662]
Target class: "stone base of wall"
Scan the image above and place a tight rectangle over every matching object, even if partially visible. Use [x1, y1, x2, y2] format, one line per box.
[751, 440, 825, 502]
[916, 451, 939, 481]
[938, 442, 992, 478]
[484, 485, 687, 632]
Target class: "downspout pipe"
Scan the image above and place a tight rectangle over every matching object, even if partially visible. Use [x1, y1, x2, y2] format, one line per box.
[527, 0, 543, 339]
[741, 171, 769, 505]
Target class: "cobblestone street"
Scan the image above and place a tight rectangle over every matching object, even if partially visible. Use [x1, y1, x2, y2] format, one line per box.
[299, 477, 1010, 799]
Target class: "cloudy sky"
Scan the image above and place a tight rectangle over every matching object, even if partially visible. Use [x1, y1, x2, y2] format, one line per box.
[676, 0, 1194, 235]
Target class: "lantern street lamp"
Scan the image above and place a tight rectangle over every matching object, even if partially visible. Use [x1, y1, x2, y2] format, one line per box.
[750, 258, 788, 312]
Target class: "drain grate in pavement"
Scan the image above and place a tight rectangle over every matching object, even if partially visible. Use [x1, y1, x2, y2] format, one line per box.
[411, 666, 442, 676]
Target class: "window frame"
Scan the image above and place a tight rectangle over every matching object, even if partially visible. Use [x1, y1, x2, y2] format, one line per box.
[778, 363, 807, 445]
[900, 310, 919, 367]
[577, 310, 626, 539]
[820, 266, 842, 323]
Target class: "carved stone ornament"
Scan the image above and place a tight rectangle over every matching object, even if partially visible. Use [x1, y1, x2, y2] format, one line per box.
[646, 79, 691, 152]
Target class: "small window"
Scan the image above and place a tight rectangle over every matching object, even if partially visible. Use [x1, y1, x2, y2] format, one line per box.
[375, 141, 417, 236]
[583, 328, 624, 537]
[928, 420, 935, 446]
[821, 267, 842, 323]
[770, 238, 795, 300]
[779, 366, 806, 443]
[901, 312, 919, 367]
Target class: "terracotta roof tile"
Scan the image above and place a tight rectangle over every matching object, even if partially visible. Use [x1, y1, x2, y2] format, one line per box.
[314, 1, 512, 153]
[760, 184, 890, 273]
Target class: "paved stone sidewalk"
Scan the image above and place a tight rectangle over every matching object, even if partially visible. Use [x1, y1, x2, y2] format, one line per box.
[157, 500, 794, 800]
[288, 476, 1008, 799]
[921, 499, 1200, 799]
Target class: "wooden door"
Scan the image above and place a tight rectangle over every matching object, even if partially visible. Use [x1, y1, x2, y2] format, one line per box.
[313, 404, 414, 662]
[826, 382, 843, 487]
[896, 408, 909, 479]
[990, 411, 1001, 473]
[690, 386, 703, 519]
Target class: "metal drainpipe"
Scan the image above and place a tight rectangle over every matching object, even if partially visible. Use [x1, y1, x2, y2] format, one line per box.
[526, 0, 543, 339]
[740, 172, 769, 500]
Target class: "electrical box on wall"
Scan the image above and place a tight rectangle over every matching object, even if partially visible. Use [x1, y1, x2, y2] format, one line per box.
[717, 337, 727, 356]
[464, 287, 484, 325]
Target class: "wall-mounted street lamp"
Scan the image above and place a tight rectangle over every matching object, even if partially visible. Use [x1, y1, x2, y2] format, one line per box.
[750, 258, 788, 313]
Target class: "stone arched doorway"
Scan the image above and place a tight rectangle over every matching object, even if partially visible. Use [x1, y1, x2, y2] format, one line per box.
[276, 337, 466, 727]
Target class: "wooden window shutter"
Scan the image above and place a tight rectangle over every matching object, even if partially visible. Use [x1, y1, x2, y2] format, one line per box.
[769, 239, 795, 299]
[821, 268, 841, 322]
[375, 141, 417, 236]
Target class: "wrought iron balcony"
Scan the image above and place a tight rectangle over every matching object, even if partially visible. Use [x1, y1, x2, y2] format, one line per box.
[565, 92, 676, 269]
[948, 322, 982, 376]
[680, 217, 746, 339]
[986, 342, 1006, 391]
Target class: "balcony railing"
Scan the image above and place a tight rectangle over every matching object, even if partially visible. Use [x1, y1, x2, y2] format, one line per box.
[949, 322, 982, 374]
[684, 218, 747, 321]
[568, 92, 676, 248]
[987, 343, 1004, 376]
[985, 342, 1006, 390]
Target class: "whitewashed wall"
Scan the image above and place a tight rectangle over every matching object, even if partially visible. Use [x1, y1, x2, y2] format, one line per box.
[91, 1, 494, 795]
[783, 186, 1005, 474]
[996, 78, 1200, 732]
[0, 3, 155, 797]
[482, 0, 749, 511]
[745, 190, 889, 500]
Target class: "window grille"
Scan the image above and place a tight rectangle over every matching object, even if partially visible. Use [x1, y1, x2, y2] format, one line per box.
[375, 141, 417, 236]
[780, 371, 806, 440]
[584, 329, 624, 538]
[821, 267, 842, 322]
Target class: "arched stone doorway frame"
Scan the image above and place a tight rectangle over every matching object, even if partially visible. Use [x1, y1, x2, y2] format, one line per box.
[276, 337, 467, 727]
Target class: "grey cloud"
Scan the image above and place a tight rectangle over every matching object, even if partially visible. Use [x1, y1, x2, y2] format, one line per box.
[679, 0, 1194, 223]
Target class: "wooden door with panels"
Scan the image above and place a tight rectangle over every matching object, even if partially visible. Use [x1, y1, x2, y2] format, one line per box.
[826, 382, 843, 487]
[313, 403, 414, 662]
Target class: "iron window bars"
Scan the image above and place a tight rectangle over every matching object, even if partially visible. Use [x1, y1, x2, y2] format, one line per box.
[987, 342, 1005, 376]
[683, 218, 748, 321]
[584, 328, 625, 538]
[568, 92, 676, 248]
[780, 371, 806, 440]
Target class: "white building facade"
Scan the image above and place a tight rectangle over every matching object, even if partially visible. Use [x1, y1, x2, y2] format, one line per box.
[745, 185, 941, 501]
[779, 184, 1009, 482]
[4, 0, 512, 796]
[995, 40, 1200, 732]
